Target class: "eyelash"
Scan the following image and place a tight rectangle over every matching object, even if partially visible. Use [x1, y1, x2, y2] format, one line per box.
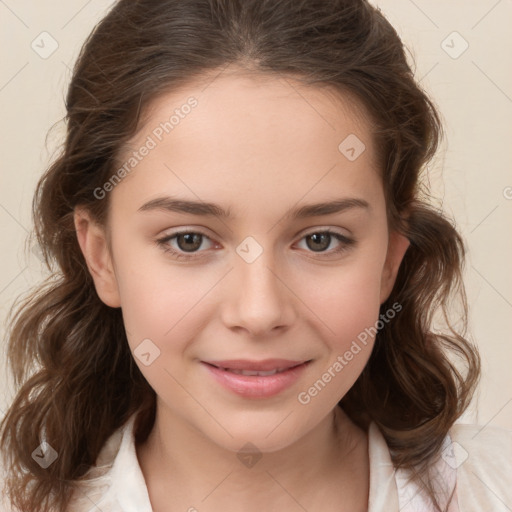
[156, 229, 356, 261]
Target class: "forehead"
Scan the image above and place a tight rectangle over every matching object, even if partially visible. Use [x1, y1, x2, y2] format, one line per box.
[137, 70, 375, 159]
[112, 70, 382, 215]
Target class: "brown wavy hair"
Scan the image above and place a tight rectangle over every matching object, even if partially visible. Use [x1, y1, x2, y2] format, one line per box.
[0, 0, 480, 511]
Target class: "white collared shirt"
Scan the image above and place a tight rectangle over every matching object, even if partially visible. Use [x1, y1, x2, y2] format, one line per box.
[2, 414, 511, 511]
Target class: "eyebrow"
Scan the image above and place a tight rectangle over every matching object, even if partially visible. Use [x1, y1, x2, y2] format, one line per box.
[138, 196, 370, 219]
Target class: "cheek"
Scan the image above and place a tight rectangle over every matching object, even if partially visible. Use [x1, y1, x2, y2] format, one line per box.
[110, 236, 202, 348]
[299, 251, 386, 339]
[114, 258, 214, 404]
[292, 264, 384, 406]
[117, 268, 211, 344]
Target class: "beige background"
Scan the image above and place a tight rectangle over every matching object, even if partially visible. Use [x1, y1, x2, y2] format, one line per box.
[0, 0, 511, 429]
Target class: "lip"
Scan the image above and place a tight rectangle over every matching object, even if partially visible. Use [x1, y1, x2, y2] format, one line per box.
[201, 359, 311, 399]
[203, 358, 307, 372]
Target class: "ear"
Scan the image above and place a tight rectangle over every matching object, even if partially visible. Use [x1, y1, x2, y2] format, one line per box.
[379, 230, 410, 304]
[74, 207, 121, 308]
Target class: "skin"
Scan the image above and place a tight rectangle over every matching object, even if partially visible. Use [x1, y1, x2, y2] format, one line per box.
[75, 68, 410, 511]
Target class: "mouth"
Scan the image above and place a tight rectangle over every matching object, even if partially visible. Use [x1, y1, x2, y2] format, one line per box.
[201, 359, 312, 398]
[202, 359, 311, 375]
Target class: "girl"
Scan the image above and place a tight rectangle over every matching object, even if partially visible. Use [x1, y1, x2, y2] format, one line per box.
[1, 0, 511, 511]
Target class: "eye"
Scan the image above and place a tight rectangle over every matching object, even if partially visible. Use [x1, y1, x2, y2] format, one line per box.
[156, 230, 216, 258]
[296, 230, 355, 255]
[156, 228, 355, 261]
[173, 232, 206, 252]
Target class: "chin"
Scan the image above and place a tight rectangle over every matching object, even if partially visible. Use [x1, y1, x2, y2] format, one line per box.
[212, 428, 302, 455]
[197, 408, 323, 455]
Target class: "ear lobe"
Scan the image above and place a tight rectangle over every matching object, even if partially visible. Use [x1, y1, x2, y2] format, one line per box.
[380, 230, 410, 304]
[74, 207, 121, 308]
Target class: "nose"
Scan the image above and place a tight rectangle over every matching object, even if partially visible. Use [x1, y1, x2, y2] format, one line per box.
[220, 253, 297, 337]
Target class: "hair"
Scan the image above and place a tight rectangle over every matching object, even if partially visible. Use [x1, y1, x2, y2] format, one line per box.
[0, 0, 480, 511]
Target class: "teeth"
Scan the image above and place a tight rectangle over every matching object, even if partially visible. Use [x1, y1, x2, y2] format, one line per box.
[223, 368, 286, 376]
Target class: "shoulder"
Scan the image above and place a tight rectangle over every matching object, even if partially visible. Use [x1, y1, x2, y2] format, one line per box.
[447, 422, 512, 511]
[1, 413, 143, 512]
[369, 421, 512, 512]
[67, 416, 134, 512]
[449, 421, 512, 465]
[448, 422, 512, 475]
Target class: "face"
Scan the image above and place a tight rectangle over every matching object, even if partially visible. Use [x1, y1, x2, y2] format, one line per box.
[76, 70, 409, 453]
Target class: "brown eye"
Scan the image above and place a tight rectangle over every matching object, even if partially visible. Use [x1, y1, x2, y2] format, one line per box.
[176, 233, 203, 252]
[157, 230, 217, 260]
[305, 233, 332, 252]
[296, 230, 355, 257]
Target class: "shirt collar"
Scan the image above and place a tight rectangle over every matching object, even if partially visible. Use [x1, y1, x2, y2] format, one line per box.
[108, 413, 153, 512]
[367, 422, 400, 511]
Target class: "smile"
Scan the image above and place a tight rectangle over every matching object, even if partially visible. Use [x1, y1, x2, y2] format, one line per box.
[201, 359, 312, 398]
[218, 367, 289, 376]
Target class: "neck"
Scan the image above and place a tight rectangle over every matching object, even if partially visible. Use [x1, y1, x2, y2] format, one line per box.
[136, 403, 369, 512]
